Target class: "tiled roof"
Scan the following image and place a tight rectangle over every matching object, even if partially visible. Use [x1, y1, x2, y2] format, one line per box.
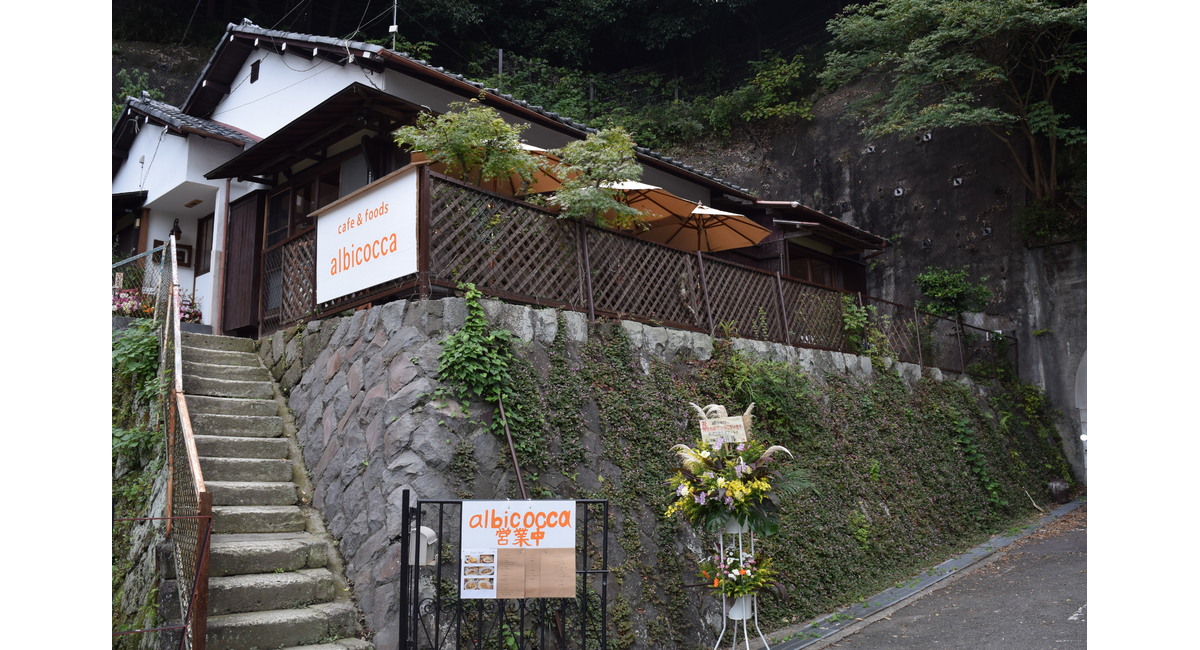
[123, 94, 259, 145]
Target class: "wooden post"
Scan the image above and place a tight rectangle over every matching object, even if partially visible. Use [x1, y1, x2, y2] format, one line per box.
[418, 165, 432, 299]
[578, 221, 595, 322]
[696, 251, 714, 336]
[775, 271, 791, 346]
[914, 305, 924, 368]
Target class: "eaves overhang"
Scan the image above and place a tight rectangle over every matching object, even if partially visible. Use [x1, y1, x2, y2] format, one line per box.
[757, 200, 890, 253]
[204, 82, 422, 183]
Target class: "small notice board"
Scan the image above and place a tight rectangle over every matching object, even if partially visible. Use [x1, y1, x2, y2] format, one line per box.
[699, 416, 749, 445]
[460, 500, 577, 599]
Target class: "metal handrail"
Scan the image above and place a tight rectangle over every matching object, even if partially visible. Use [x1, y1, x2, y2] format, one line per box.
[158, 236, 211, 650]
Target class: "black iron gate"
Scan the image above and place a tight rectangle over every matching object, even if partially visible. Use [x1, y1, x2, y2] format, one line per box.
[398, 494, 611, 649]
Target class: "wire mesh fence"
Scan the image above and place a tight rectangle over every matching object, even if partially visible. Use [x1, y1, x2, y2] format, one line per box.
[112, 245, 167, 321]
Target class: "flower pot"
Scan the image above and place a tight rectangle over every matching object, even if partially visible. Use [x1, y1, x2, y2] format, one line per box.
[724, 519, 750, 534]
[726, 595, 754, 620]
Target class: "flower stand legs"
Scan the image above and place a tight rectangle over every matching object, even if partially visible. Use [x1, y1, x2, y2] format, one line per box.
[713, 523, 770, 650]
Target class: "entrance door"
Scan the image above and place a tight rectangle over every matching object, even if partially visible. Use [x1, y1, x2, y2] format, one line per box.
[221, 192, 265, 335]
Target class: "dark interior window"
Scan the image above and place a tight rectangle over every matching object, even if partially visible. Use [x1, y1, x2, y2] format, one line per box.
[196, 214, 214, 276]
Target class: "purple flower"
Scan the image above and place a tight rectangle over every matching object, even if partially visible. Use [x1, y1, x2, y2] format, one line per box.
[736, 443, 746, 452]
[733, 460, 750, 478]
[694, 492, 707, 505]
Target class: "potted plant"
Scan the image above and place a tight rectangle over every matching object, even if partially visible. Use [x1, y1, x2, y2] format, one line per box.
[699, 551, 778, 619]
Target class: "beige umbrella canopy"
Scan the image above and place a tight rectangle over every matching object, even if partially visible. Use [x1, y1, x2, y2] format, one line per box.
[636, 204, 771, 252]
[602, 181, 703, 221]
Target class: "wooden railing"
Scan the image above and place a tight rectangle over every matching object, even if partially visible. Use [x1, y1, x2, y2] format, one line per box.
[264, 166, 1016, 377]
[159, 236, 211, 650]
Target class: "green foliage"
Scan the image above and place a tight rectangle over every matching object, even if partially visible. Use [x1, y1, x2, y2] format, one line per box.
[549, 126, 645, 228]
[914, 266, 992, 317]
[112, 319, 162, 428]
[437, 283, 513, 404]
[393, 97, 540, 188]
[722, 53, 815, 124]
[113, 68, 164, 122]
[840, 295, 875, 353]
[1017, 197, 1086, 245]
[435, 284, 547, 474]
[822, 0, 1086, 207]
[112, 426, 162, 465]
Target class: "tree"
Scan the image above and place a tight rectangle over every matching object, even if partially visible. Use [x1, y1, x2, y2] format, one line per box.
[914, 265, 992, 318]
[821, 0, 1086, 212]
[113, 68, 164, 122]
[548, 127, 646, 229]
[393, 97, 540, 188]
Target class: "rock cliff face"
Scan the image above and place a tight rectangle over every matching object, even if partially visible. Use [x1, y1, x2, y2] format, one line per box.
[670, 86, 1087, 481]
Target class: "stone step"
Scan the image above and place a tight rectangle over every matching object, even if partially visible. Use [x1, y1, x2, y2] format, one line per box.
[183, 332, 257, 353]
[201, 457, 292, 482]
[205, 602, 360, 650]
[208, 568, 334, 616]
[186, 395, 279, 417]
[280, 640, 374, 650]
[185, 359, 272, 382]
[185, 375, 275, 400]
[195, 435, 289, 459]
[182, 345, 263, 367]
[212, 505, 306, 534]
[208, 481, 297, 506]
[209, 532, 328, 577]
[191, 413, 284, 437]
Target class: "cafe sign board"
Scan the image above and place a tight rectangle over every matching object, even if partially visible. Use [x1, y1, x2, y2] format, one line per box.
[460, 500, 577, 599]
[313, 165, 419, 304]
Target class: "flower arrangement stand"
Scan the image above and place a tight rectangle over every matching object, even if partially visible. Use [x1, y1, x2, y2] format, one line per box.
[714, 520, 770, 650]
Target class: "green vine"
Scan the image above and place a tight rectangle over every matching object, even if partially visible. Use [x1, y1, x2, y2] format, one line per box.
[435, 283, 546, 473]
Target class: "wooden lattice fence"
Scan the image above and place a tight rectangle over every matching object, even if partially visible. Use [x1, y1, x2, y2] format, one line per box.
[256, 167, 1016, 377]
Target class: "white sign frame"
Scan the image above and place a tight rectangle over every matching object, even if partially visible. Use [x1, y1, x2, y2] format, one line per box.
[313, 164, 421, 303]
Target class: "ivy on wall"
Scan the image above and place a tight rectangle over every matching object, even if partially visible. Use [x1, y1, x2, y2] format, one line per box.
[434, 304, 1071, 647]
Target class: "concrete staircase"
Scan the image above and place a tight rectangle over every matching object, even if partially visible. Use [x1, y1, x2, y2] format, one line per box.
[182, 332, 373, 650]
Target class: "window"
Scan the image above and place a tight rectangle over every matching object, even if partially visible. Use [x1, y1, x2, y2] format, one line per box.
[264, 170, 341, 248]
[196, 214, 214, 276]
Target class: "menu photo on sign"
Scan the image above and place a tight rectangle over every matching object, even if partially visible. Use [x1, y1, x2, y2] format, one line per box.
[460, 500, 577, 599]
[699, 416, 748, 445]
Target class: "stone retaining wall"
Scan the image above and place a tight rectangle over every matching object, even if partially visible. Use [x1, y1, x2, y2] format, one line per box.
[257, 297, 947, 647]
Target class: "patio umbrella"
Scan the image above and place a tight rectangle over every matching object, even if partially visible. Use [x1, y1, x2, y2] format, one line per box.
[602, 181, 703, 221]
[636, 204, 771, 252]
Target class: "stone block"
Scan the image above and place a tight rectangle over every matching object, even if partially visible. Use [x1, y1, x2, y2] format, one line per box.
[327, 316, 351, 349]
[619, 321, 644, 350]
[561, 309, 589, 343]
[532, 308, 558, 345]
[442, 297, 467, 331]
[378, 300, 407, 335]
[380, 325, 424, 363]
[384, 412, 419, 461]
[347, 359, 364, 396]
[501, 303, 534, 343]
[389, 376, 434, 414]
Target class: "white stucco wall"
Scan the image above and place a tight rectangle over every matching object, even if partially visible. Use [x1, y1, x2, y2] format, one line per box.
[210, 51, 382, 139]
[112, 125, 189, 203]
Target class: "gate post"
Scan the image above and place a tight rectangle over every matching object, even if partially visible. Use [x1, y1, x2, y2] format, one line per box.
[398, 489, 412, 650]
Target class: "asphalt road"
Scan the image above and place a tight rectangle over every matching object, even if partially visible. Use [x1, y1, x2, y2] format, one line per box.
[813, 505, 1087, 649]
